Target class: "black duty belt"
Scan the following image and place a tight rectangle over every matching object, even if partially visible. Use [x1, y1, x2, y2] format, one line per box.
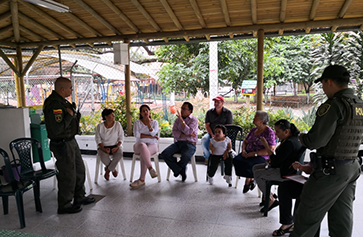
[310, 152, 357, 175]
[50, 137, 75, 143]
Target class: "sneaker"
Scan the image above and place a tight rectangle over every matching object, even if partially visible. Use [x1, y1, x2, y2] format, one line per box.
[208, 176, 214, 185]
[224, 175, 232, 187]
[130, 179, 145, 189]
[149, 168, 158, 178]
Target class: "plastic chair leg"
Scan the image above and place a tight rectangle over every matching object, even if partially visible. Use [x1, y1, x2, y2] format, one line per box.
[33, 181, 42, 213]
[15, 191, 26, 229]
[2, 196, 9, 215]
[235, 176, 240, 188]
[191, 155, 198, 182]
[83, 159, 93, 190]
[130, 154, 137, 182]
[118, 158, 127, 180]
[94, 155, 101, 184]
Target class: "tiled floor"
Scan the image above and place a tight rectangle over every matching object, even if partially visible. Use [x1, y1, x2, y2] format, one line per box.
[1, 155, 363, 237]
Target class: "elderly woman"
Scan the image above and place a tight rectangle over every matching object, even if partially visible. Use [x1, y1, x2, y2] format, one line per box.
[95, 108, 124, 181]
[130, 105, 159, 189]
[253, 119, 304, 213]
[233, 111, 276, 193]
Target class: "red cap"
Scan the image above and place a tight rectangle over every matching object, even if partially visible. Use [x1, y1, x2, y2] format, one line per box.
[212, 96, 225, 102]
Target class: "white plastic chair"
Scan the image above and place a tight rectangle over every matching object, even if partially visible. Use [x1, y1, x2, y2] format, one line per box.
[94, 153, 126, 183]
[166, 153, 198, 182]
[130, 131, 161, 182]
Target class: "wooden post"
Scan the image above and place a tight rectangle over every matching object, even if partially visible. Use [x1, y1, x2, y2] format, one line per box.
[124, 40, 132, 136]
[257, 29, 264, 111]
[16, 46, 26, 107]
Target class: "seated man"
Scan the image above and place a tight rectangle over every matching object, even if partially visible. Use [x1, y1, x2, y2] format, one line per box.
[159, 102, 199, 181]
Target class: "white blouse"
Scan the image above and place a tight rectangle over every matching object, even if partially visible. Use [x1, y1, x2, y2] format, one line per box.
[95, 121, 124, 147]
[133, 119, 159, 145]
[210, 136, 231, 156]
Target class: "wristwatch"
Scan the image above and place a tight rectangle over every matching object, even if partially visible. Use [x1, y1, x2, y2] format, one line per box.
[254, 152, 258, 157]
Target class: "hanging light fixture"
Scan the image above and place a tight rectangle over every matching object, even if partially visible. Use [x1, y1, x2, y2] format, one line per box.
[24, 0, 70, 13]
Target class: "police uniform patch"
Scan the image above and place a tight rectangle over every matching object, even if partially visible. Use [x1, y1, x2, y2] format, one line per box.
[317, 104, 331, 117]
[55, 114, 62, 122]
[53, 109, 62, 114]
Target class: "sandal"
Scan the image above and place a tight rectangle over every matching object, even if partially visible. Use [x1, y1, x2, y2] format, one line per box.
[272, 224, 294, 236]
[130, 179, 145, 189]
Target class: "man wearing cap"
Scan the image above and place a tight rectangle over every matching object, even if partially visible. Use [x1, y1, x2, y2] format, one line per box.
[290, 65, 363, 237]
[201, 96, 233, 165]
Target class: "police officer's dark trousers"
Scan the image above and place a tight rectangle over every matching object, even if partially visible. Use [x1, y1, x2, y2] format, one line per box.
[290, 159, 361, 237]
[51, 138, 86, 209]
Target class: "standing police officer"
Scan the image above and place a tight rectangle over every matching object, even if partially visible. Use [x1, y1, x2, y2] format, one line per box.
[43, 77, 94, 214]
[290, 65, 362, 237]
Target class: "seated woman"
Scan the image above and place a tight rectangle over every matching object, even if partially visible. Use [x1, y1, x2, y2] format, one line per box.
[95, 108, 124, 181]
[130, 105, 159, 189]
[253, 119, 304, 213]
[272, 162, 312, 236]
[233, 111, 276, 193]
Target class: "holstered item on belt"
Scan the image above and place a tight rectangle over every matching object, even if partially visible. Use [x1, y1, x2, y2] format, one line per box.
[310, 152, 336, 175]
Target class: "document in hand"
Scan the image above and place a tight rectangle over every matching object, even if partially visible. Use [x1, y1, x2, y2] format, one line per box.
[283, 174, 308, 184]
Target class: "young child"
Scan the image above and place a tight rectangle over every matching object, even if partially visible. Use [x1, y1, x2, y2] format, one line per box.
[207, 124, 233, 186]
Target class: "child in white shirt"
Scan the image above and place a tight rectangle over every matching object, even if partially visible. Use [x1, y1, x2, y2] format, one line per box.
[207, 125, 233, 186]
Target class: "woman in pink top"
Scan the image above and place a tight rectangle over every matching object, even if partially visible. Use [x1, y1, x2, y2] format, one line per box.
[130, 105, 159, 189]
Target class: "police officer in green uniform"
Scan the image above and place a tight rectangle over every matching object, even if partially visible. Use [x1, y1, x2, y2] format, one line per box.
[290, 65, 362, 237]
[43, 77, 95, 214]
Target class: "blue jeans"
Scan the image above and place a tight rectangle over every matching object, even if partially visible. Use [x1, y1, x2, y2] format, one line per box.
[201, 133, 211, 160]
[160, 141, 196, 176]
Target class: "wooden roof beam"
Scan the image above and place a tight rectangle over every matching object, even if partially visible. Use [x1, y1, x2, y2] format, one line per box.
[0, 48, 20, 76]
[229, 32, 234, 38]
[251, 0, 257, 24]
[305, 27, 311, 33]
[0, 25, 13, 37]
[18, 13, 63, 40]
[100, 0, 139, 33]
[19, 1, 83, 38]
[160, 0, 184, 30]
[280, 0, 287, 23]
[220, 0, 231, 26]
[19, 25, 46, 41]
[338, 0, 353, 18]
[14, 17, 363, 48]
[309, 0, 321, 21]
[252, 31, 257, 37]
[73, 0, 122, 35]
[189, 0, 206, 28]
[360, 25, 363, 32]
[205, 34, 210, 40]
[0, 11, 12, 22]
[0, 0, 9, 7]
[184, 36, 190, 41]
[65, 13, 102, 37]
[130, 0, 161, 32]
[10, 0, 20, 42]
[331, 26, 338, 32]
[143, 39, 149, 44]
[163, 37, 169, 42]
[278, 29, 284, 35]
[20, 45, 44, 77]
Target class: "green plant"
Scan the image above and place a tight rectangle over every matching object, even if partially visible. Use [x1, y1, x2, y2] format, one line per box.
[80, 111, 101, 135]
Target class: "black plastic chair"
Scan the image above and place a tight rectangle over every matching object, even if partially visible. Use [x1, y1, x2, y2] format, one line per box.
[9, 138, 58, 213]
[0, 148, 41, 228]
[206, 125, 243, 180]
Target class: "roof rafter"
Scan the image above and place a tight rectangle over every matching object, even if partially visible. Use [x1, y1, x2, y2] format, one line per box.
[130, 0, 161, 32]
[309, 0, 320, 21]
[251, 0, 257, 24]
[65, 13, 102, 37]
[10, 0, 19, 42]
[220, 0, 231, 26]
[280, 0, 287, 23]
[19, 25, 46, 41]
[73, 0, 122, 35]
[18, 13, 63, 40]
[19, 1, 83, 38]
[100, 0, 139, 33]
[0, 25, 13, 37]
[338, 0, 353, 18]
[0, 11, 11, 22]
[189, 0, 206, 28]
[0, 0, 8, 7]
[159, 0, 183, 30]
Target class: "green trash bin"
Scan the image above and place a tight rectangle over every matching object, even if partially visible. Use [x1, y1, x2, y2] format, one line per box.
[30, 114, 51, 162]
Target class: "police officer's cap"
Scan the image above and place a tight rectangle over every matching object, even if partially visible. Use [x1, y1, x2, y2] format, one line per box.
[314, 65, 350, 83]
